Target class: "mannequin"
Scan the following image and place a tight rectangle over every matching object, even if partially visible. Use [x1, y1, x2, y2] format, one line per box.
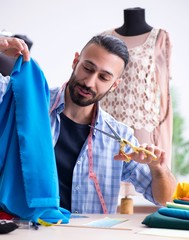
[101, 9, 172, 166]
[115, 7, 153, 36]
[100, 8, 173, 212]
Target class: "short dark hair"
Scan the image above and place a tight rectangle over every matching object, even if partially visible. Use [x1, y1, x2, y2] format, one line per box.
[82, 34, 129, 68]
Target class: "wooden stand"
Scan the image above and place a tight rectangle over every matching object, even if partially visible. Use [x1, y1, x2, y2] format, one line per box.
[120, 197, 133, 214]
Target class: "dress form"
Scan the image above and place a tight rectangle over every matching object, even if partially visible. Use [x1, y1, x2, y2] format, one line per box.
[101, 9, 172, 165]
[100, 9, 173, 209]
[115, 7, 153, 36]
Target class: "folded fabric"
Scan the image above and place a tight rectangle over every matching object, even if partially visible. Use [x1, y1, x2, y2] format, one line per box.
[0, 210, 14, 220]
[179, 197, 189, 202]
[159, 207, 189, 220]
[174, 199, 189, 205]
[0, 56, 70, 223]
[37, 207, 70, 223]
[166, 201, 189, 211]
[142, 211, 189, 230]
[173, 182, 189, 199]
[0, 221, 18, 234]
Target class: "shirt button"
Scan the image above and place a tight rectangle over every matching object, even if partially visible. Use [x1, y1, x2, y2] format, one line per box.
[74, 211, 78, 213]
[75, 185, 80, 190]
[77, 161, 81, 165]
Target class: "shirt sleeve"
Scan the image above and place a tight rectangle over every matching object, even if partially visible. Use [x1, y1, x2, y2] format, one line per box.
[121, 160, 159, 205]
[0, 73, 10, 103]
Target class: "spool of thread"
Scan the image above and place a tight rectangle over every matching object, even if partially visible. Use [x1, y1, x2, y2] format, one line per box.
[120, 197, 133, 214]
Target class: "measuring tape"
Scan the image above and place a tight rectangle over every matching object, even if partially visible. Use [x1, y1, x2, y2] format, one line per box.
[38, 218, 62, 227]
[88, 105, 108, 214]
[50, 83, 108, 214]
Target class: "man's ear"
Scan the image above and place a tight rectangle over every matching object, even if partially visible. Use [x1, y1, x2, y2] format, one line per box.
[72, 52, 80, 69]
[110, 78, 122, 92]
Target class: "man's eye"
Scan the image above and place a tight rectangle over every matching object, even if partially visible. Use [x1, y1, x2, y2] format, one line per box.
[100, 75, 109, 82]
[83, 66, 93, 72]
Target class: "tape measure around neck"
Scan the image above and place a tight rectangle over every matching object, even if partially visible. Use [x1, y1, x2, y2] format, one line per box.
[50, 83, 108, 214]
[88, 105, 108, 214]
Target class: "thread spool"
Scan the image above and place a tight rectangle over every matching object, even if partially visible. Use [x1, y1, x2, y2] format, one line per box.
[120, 197, 133, 214]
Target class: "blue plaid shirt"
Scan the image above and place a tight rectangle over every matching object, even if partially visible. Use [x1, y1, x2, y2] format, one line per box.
[0, 75, 157, 214]
[50, 85, 157, 214]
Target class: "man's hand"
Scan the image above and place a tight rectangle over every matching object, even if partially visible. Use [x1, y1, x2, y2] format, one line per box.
[114, 144, 176, 205]
[114, 144, 165, 166]
[0, 36, 30, 62]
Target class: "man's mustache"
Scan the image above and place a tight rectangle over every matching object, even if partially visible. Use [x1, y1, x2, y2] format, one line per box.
[76, 83, 96, 96]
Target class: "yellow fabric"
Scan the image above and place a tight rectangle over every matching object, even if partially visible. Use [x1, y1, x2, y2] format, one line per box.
[173, 182, 189, 199]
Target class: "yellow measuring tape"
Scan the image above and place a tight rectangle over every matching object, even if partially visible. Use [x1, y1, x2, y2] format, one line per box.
[38, 218, 62, 227]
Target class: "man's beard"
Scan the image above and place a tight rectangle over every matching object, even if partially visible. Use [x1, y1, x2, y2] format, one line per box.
[68, 72, 110, 107]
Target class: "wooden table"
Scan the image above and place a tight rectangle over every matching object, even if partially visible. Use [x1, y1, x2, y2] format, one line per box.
[1, 214, 188, 240]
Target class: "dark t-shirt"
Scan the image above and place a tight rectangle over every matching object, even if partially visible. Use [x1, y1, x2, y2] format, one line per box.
[54, 112, 90, 211]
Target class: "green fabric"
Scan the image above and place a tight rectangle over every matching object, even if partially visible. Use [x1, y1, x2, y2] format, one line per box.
[142, 211, 189, 230]
[174, 199, 189, 205]
[167, 201, 189, 210]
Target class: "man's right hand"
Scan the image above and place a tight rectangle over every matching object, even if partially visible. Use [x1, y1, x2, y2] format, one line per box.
[0, 36, 30, 62]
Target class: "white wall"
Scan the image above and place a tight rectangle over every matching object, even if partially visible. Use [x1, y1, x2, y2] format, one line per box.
[1, 0, 189, 135]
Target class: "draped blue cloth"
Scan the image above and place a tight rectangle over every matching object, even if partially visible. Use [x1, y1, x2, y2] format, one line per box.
[0, 56, 70, 223]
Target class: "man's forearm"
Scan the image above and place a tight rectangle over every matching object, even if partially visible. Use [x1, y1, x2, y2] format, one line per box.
[150, 163, 176, 205]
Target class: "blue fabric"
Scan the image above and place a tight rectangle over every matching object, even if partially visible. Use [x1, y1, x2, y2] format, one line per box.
[0, 56, 70, 223]
[159, 207, 189, 220]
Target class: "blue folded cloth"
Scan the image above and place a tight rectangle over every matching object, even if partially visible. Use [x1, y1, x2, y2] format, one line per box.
[159, 207, 189, 220]
[0, 56, 70, 223]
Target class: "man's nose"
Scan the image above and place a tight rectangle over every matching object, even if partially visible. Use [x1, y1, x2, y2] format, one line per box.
[83, 73, 97, 87]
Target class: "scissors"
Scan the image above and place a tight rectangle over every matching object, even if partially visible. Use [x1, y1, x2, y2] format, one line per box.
[89, 120, 157, 162]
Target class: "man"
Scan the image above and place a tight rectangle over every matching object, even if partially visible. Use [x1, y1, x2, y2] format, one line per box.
[0, 35, 176, 214]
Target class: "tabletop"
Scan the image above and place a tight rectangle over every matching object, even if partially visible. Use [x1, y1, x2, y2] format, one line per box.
[1, 213, 189, 240]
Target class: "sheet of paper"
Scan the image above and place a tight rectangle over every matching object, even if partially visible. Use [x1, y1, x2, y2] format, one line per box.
[139, 228, 189, 239]
[84, 217, 128, 228]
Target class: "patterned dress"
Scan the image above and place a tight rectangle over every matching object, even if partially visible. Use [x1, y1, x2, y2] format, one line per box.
[100, 28, 173, 168]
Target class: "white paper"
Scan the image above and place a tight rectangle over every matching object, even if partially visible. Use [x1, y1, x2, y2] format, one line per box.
[139, 228, 189, 239]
